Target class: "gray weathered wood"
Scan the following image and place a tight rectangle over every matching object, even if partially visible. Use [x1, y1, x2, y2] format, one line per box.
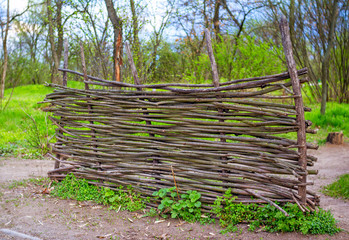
[205, 29, 219, 87]
[279, 16, 308, 204]
[62, 39, 68, 87]
[57, 67, 308, 91]
[125, 42, 141, 86]
[55, 39, 69, 169]
[79, 42, 89, 90]
[326, 132, 344, 144]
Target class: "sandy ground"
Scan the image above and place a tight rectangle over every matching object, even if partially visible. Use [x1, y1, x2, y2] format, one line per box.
[0, 144, 348, 240]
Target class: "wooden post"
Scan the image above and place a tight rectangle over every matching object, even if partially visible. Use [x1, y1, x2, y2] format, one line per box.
[80, 41, 100, 169]
[279, 16, 308, 204]
[79, 42, 89, 90]
[125, 42, 140, 86]
[54, 39, 68, 169]
[125, 41, 161, 183]
[205, 29, 220, 87]
[62, 39, 68, 87]
[205, 29, 228, 179]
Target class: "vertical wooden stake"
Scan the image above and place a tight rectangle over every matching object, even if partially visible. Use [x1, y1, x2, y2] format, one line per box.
[62, 39, 68, 87]
[125, 42, 141, 87]
[80, 41, 100, 169]
[205, 29, 220, 87]
[79, 42, 89, 90]
[125, 41, 160, 182]
[279, 16, 307, 204]
[205, 29, 228, 179]
[54, 39, 68, 169]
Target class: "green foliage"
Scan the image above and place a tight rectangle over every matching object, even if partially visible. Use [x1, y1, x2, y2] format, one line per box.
[145, 208, 158, 217]
[6, 58, 51, 88]
[0, 143, 19, 156]
[150, 42, 183, 83]
[152, 187, 212, 224]
[212, 189, 340, 235]
[102, 185, 146, 212]
[51, 174, 145, 212]
[300, 209, 342, 235]
[147, 35, 285, 85]
[51, 174, 104, 202]
[322, 174, 349, 199]
[216, 36, 285, 80]
[212, 189, 258, 229]
[51, 178, 340, 235]
[178, 35, 285, 84]
[20, 112, 53, 156]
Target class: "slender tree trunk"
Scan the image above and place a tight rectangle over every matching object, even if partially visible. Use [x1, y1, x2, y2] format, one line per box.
[56, 0, 64, 61]
[213, 0, 221, 42]
[320, 0, 339, 115]
[0, 0, 9, 108]
[130, 0, 139, 58]
[104, 0, 123, 82]
[47, 0, 61, 85]
[130, 0, 140, 69]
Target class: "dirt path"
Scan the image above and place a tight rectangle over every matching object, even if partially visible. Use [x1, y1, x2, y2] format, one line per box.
[0, 144, 348, 240]
[308, 144, 349, 230]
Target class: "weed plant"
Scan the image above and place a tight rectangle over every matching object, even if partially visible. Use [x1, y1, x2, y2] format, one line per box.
[322, 174, 349, 199]
[51, 174, 340, 236]
[212, 189, 340, 235]
[152, 186, 213, 224]
[51, 174, 145, 211]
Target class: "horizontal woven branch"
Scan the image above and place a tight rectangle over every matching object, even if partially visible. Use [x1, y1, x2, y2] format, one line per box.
[58, 67, 307, 93]
[44, 71, 319, 209]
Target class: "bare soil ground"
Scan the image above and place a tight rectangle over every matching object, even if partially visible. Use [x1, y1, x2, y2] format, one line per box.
[0, 144, 348, 240]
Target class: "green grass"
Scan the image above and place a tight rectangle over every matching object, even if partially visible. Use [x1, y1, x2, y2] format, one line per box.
[0, 84, 54, 156]
[322, 174, 349, 200]
[0, 83, 348, 157]
[7, 177, 50, 189]
[305, 102, 349, 144]
[0, 82, 86, 157]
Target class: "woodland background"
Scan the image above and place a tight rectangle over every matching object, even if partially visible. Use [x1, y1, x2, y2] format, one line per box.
[0, 0, 348, 158]
[0, 0, 347, 108]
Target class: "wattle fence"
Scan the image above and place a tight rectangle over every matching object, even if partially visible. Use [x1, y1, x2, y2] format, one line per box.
[43, 17, 319, 212]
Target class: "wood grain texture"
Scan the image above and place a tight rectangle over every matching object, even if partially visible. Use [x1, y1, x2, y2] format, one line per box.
[280, 16, 308, 204]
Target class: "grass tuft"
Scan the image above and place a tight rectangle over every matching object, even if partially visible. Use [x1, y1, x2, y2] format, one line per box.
[322, 174, 349, 199]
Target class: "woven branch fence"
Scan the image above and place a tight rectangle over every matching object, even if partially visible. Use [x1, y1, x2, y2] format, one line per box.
[43, 18, 319, 212]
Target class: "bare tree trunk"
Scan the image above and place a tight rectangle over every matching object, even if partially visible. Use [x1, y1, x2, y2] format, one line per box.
[56, 0, 64, 61]
[321, 0, 339, 115]
[130, 0, 140, 57]
[0, 0, 9, 108]
[130, 0, 140, 69]
[104, 0, 123, 82]
[213, 0, 221, 42]
[47, 0, 62, 85]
